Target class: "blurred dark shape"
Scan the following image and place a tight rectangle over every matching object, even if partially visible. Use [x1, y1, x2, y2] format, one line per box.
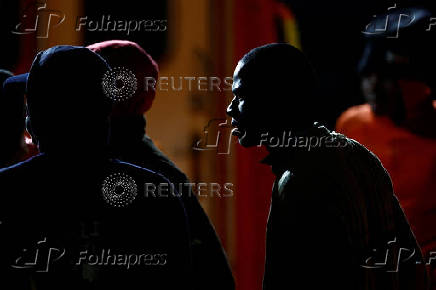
[83, 0, 167, 61]
[358, 6, 436, 137]
[0, 70, 16, 164]
[228, 43, 428, 290]
[337, 6, 436, 288]
[284, 0, 436, 128]
[88, 40, 235, 290]
[0, 71, 38, 168]
[0, 70, 34, 167]
[0, 70, 13, 86]
[0, 46, 192, 290]
[0, 1, 20, 70]
[25, 46, 113, 153]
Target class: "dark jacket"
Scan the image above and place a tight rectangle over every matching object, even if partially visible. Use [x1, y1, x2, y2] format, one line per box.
[0, 153, 192, 290]
[110, 115, 235, 290]
[262, 123, 428, 290]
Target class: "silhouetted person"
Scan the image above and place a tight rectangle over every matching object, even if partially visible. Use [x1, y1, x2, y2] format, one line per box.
[337, 7, 436, 289]
[0, 46, 192, 290]
[227, 43, 428, 290]
[345, 7, 436, 138]
[0, 72, 38, 168]
[0, 69, 17, 167]
[87, 40, 235, 290]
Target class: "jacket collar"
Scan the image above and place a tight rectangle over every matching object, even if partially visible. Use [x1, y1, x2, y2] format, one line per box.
[261, 122, 331, 176]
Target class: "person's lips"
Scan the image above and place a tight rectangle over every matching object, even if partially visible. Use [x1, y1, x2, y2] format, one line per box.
[231, 119, 244, 137]
[231, 128, 243, 137]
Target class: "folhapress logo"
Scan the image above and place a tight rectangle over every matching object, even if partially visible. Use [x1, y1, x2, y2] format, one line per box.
[12, 2, 65, 39]
[193, 119, 235, 155]
[12, 3, 167, 39]
[362, 4, 435, 39]
[11, 237, 65, 272]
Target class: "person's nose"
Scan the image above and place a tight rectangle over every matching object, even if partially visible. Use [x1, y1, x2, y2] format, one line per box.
[226, 97, 238, 118]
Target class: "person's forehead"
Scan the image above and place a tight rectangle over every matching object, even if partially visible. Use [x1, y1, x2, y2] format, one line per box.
[233, 60, 245, 77]
[232, 75, 242, 93]
[232, 60, 251, 91]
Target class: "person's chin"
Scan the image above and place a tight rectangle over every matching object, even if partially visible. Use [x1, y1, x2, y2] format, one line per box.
[239, 138, 257, 147]
[236, 131, 259, 148]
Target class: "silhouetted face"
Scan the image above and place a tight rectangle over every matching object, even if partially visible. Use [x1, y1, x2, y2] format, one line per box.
[227, 44, 318, 147]
[227, 60, 267, 147]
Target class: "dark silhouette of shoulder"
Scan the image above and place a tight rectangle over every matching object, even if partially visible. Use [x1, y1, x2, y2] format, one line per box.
[0, 154, 192, 290]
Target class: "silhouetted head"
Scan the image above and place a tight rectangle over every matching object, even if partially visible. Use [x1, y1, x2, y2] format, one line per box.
[87, 40, 158, 117]
[24, 45, 112, 153]
[359, 7, 436, 124]
[227, 43, 318, 147]
[0, 70, 27, 166]
[1, 71, 25, 152]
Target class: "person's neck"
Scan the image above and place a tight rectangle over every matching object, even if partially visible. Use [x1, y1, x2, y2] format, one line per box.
[263, 122, 329, 171]
[264, 122, 321, 151]
[39, 141, 109, 158]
